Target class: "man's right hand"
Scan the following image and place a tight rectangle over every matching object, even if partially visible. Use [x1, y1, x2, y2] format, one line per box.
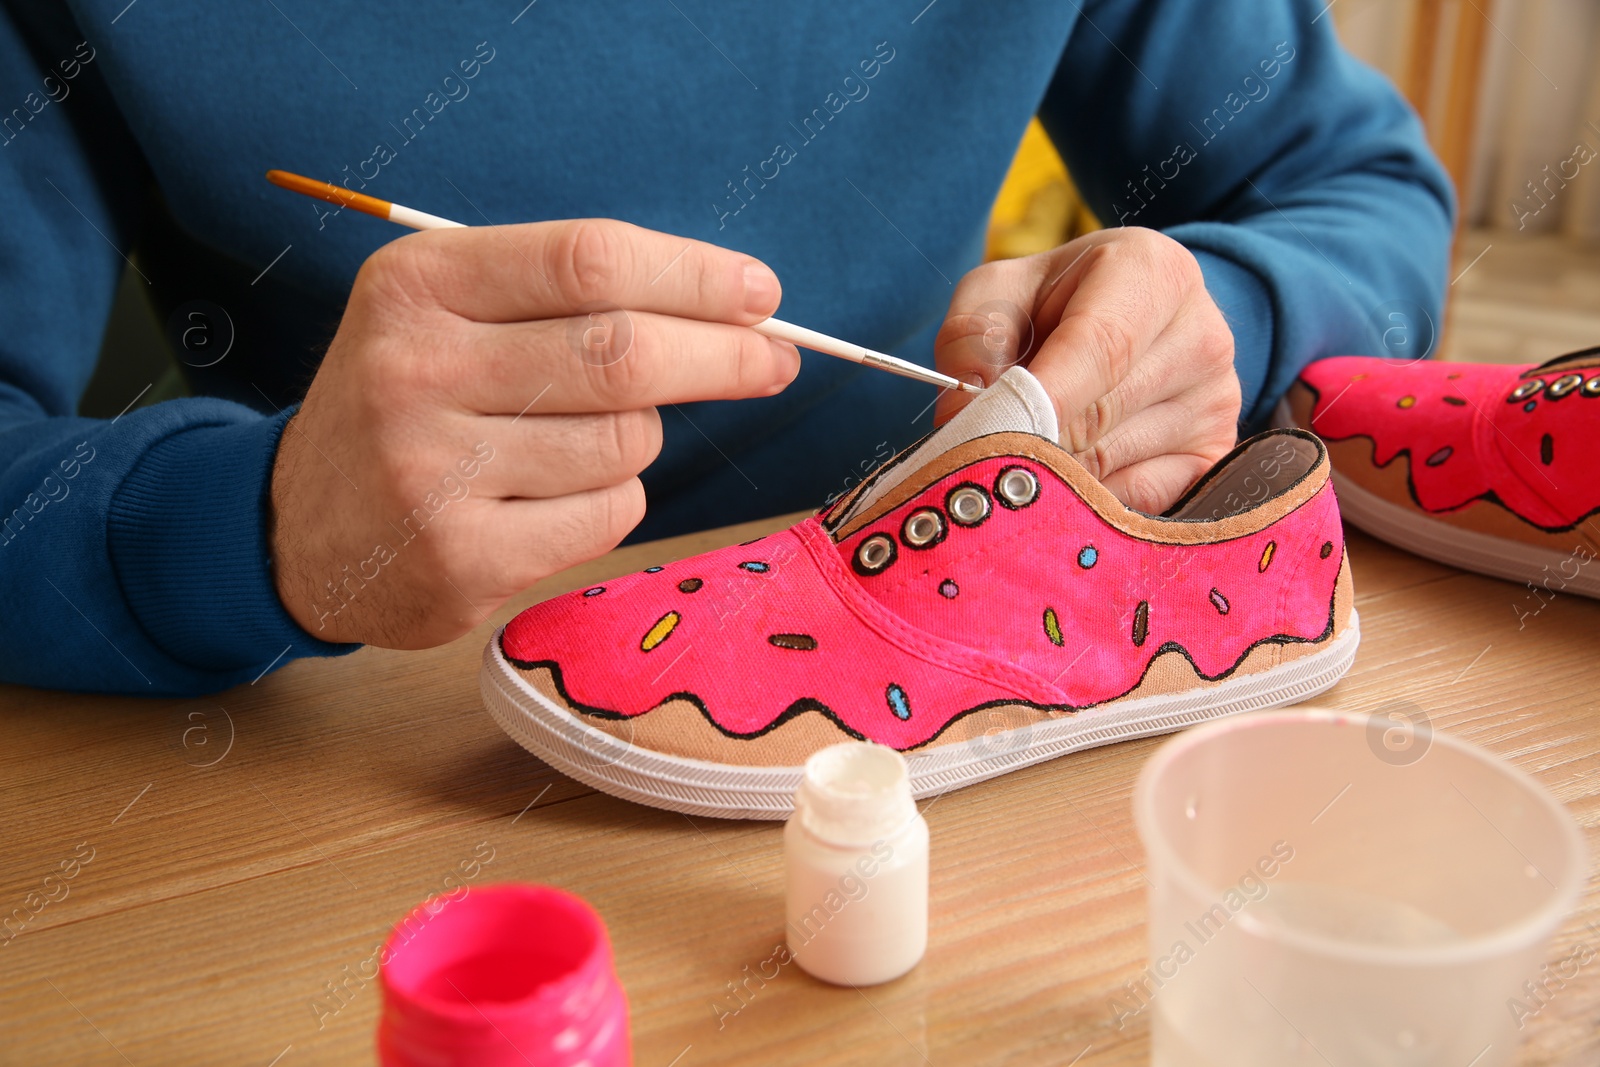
[269, 219, 799, 648]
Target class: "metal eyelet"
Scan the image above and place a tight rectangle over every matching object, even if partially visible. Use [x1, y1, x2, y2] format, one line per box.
[946, 485, 991, 527]
[901, 508, 945, 549]
[854, 534, 896, 575]
[1508, 379, 1544, 403]
[995, 466, 1039, 509]
[1548, 373, 1584, 399]
[1583, 375, 1600, 398]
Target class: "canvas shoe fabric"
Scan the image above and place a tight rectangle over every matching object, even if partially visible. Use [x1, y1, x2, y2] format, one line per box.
[482, 368, 1360, 818]
[1280, 349, 1600, 598]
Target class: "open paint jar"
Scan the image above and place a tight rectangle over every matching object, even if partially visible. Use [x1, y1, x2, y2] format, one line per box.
[377, 882, 630, 1067]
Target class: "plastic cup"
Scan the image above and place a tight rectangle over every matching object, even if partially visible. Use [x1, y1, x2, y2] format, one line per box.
[1131, 708, 1585, 1066]
[377, 883, 631, 1067]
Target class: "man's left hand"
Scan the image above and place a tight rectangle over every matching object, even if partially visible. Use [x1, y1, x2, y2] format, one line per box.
[935, 227, 1242, 514]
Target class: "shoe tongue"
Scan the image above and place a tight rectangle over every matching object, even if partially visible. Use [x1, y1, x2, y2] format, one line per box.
[832, 366, 1059, 528]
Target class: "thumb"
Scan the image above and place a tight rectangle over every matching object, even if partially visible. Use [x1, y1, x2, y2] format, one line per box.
[931, 256, 1046, 425]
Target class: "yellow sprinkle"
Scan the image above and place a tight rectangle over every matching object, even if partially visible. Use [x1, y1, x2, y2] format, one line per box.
[641, 611, 681, 652]
[1043, 607, 1064, 647]
[1259, 541, 1277, 573]
[1397, 395, 1416, 409]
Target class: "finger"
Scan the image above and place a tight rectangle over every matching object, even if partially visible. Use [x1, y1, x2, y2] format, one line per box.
[366, 218, 782, 325]
[1073, 298, 1240, 462]
[1026, 240, 1194, 453]
[1071, 395, 1236, 485]
[1098, 453, 1220, 515]
[470, 409, 664, 499]
[932, 255, 1053, 425]
[449, 312, 801, 414]
[477, 479, 648, 591]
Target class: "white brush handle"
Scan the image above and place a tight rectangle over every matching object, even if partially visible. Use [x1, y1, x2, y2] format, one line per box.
[388, 204, 467, 230]
[753, 318, 980, 393]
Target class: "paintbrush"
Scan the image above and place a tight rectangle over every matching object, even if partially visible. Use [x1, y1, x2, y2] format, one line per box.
[265, 170, 980, 395]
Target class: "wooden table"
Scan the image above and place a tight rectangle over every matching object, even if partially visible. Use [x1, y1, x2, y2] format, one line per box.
[3, 516, 1597, 1066]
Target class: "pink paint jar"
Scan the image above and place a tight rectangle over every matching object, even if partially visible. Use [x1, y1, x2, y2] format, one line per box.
[377, 883, 630, 1067]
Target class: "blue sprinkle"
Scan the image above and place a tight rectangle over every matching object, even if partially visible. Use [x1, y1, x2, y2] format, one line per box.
[1523, 400, 1538, 412]
[1078, 545, 1099, 569]
[739, 561, 770, 573]
[582, 586, 606, 597]
[644, 566, 664, 573]
[887, 683, 911, 721]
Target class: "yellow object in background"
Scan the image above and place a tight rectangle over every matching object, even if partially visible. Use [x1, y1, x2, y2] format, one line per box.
[986, 118, 1100, 261]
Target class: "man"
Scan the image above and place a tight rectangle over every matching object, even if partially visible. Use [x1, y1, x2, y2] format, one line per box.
[0, 1, 1452, 694]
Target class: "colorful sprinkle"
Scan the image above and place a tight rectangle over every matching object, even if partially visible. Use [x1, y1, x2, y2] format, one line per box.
[1043, 607, 1064, 646]
[1397, 395, 1416, 409]
[1259, 541, 1277, 572]
[1351, 373, 1368, 381]
[1442, 396, 1466, 406]
[887, 684, 911, 721]
[739, 561, 770, 573]
[1541, 433, 1554, 466]
[1320, 541, 1334, 560]
[678, 578, 703, 593]
[644, 566, 663, 573]
[640, 611, 680, 652]
[1132, 600, 1150, 647]
[1077, 545, 1099, 569]
[769, 633, 817, 651]
[1425, 446, 1453, 467]
[582, 586, 606, 597]
[939, 579, 959, 599]
[1524, 400, 1538, 412]
[1209, 588, 1230, 615]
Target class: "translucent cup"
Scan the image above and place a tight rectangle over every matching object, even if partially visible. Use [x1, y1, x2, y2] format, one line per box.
[1132, 708, 1586, 1067]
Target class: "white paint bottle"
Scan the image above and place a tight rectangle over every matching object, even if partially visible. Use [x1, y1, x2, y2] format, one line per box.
[785, 742, 929, 986]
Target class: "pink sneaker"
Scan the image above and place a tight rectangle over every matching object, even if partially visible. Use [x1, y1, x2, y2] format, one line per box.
[1281, 350, 1600, 601]
[482, 369, 1359, 818]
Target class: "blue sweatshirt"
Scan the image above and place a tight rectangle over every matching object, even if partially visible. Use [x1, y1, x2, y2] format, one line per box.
[0, 0, 1452, 695]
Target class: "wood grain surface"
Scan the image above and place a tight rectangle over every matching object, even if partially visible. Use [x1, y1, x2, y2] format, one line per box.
[2, 516, 1596, 1066]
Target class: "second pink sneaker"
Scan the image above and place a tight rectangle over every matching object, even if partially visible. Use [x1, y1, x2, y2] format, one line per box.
[1281, 349, 1600, 601]
[482, 369, 1358, 817]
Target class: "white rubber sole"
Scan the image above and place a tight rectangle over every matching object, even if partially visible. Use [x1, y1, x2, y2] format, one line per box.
[479, 612, 1361, 820]
[1334, 476, 1600, 597]
[1272, 400, 1600, 598]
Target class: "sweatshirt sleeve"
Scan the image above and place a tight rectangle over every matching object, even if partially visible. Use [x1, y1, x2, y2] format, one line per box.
[1038, 0, 1456, 427]
[0, 6, 353, 696]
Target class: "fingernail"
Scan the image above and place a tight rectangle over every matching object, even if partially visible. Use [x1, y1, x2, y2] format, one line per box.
[743, 262, 781, 317]
[766, 339, 800, 392]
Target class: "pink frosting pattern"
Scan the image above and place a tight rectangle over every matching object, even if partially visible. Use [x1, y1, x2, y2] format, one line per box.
[501, 451, 1344, 751]
[1300, 354, 1600, 530]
